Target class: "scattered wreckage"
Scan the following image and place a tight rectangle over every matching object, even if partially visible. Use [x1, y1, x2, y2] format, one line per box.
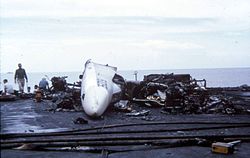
[3, 60, 246, 116]
[36, 61, 250, 117]
[117, 73, 249, 115]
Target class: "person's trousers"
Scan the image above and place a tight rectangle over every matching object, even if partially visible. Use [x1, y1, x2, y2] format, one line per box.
[17, 79, 25, 93]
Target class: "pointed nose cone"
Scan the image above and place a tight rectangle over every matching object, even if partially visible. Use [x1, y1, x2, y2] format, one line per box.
[82, 86, 110, 117]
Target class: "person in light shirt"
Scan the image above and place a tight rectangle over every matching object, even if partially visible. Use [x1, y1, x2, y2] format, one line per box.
[39, 78, 49, 91]
[3, 79, 14, 94]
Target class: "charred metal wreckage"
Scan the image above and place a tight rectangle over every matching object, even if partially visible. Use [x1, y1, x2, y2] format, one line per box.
[123, 73, 249, 115]
[29, 70, 249, 117]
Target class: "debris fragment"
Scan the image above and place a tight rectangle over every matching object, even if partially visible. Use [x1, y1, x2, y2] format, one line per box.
[14, 144, 40, 150]
[125, 110, 150, 116]
[73, 117, 88, 124]
[113, 100, 132, 112]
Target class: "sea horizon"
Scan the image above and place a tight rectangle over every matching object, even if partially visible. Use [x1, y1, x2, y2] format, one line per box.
[1, 67, 250, 92]
[1, 66, 250, 74]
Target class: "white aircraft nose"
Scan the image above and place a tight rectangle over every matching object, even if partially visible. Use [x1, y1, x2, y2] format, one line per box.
[83, 86, 109, 117]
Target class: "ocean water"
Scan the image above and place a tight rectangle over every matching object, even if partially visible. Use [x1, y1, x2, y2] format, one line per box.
[0, 68, 250, 92]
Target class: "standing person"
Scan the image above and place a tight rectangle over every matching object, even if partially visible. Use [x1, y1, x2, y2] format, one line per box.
[14, 63, 28, 93]
[3, 79, 14, 94]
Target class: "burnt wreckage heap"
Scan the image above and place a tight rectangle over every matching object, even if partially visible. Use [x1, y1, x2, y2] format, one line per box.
[125, 74, 207, 113]
[48, 76, 81, 111]
[124, 73, 249, 115]
[49, 73, 249, 115]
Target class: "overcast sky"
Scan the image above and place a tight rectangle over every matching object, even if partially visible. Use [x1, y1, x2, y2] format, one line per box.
[1, 0, 250, 72]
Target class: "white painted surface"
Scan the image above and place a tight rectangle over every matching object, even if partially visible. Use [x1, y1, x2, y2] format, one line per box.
[81, 60, 120, 117]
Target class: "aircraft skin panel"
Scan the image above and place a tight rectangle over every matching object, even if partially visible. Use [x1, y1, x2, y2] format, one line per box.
[81, 60, 119, 117]
[83, 86, 109, 117]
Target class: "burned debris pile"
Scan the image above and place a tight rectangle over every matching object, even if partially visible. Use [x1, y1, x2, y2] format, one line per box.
[121, 73, 250, 115]
[37, 73, 249, 115]
[45, 76, 82, 112]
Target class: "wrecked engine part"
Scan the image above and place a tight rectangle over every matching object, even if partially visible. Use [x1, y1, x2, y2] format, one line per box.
[50, 76, 68, 92]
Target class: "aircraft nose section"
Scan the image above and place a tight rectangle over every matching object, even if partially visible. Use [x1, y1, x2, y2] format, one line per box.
[82, 86, 109, 117]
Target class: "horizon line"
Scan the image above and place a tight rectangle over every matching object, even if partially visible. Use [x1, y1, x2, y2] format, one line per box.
[1, 66, 250, 74]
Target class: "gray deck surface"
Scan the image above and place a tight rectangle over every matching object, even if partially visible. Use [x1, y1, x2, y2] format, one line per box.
[1, 96, 250, 158]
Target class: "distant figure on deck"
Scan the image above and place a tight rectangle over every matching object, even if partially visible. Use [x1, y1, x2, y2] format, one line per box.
[39, 78, 49, 91]
[14, 63, 28, 93]
[3, 79, 14, 94]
